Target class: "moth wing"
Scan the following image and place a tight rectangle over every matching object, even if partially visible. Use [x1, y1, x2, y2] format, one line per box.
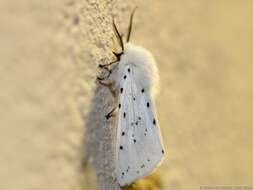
[116, 66, 165, 186]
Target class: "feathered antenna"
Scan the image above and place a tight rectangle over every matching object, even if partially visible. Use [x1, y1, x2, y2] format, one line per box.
[126, 7, 137, 42]
[113, 19, 124, 52]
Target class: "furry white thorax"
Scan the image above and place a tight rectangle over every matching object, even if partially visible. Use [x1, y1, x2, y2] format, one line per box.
[114, 43, 159, 99]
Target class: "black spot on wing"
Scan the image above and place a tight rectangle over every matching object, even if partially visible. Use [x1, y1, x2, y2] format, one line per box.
[128, 68, 130, 72]
[120, 146, 123, 150]
[123, 75, 127, 79]
[147, 102, 150, 107]
[162, 149, 164, 154]
[153, 119, 156, 125]
[121, 132, 125, 136]
[120, 88, 123, 93]
[141, 88, 145, 93]
[118, 103, 121, 108]
[133, 139, 136, 143]
[123, 112, 126, 118]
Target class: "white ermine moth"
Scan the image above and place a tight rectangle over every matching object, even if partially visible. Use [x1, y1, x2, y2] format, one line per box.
[97, 8, 165, 187]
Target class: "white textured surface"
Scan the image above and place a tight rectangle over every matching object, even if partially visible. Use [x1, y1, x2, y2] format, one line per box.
[1, 0, 253, 190]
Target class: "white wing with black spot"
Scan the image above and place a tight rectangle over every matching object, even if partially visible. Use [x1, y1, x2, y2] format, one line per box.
[116, 65, 165, 186]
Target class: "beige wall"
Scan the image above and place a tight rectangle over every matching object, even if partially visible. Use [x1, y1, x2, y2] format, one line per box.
[1, 0, 253, 190]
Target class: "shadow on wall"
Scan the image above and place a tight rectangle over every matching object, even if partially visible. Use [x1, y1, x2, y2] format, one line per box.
[82, 82, 118, 189]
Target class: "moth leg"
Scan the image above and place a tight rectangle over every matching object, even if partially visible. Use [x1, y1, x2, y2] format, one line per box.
[98, 50, 122, 68]
[97, 77, 112, 86]
[105, 106, 117, 120]
[97, 77, 116, 97]
[97, 67, 111, 81]
[98, 59, 119, 69]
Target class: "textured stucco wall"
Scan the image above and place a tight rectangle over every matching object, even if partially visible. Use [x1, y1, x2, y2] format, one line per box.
[1, 0, 253, 190]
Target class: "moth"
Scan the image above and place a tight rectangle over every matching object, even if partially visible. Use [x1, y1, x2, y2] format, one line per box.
[97, 9, 165, 186]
